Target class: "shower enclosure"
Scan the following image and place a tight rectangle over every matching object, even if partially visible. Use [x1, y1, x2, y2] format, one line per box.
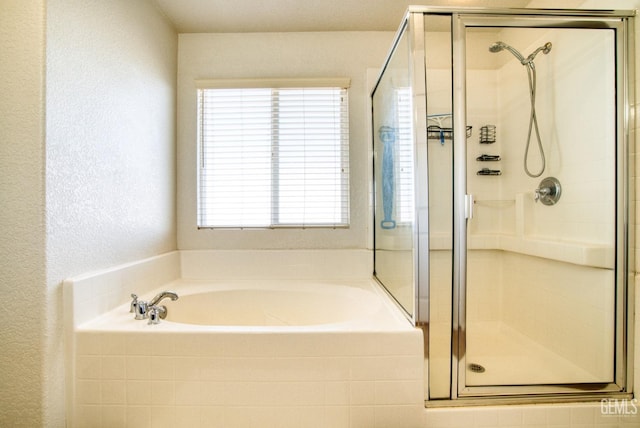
[371, 7, 635, 402]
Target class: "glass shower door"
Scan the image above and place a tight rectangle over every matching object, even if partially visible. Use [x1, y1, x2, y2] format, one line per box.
[457, 15, 628, 397]
[374, 7, 632, 403]
[372, 20, 417, 319]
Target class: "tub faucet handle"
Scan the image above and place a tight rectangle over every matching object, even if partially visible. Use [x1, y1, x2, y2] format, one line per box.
[133, 298, 148, 320]
[130, 294, 138, 313]
[147, 305, 167, 325]
[148, 306, 160, 325]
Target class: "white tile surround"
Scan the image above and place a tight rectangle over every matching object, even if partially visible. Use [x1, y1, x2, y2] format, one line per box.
[64, 250, 640, 428]
[65, 250, 424, 428]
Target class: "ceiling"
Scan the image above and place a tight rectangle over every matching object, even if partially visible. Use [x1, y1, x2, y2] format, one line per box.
[151, 0, 539, 33]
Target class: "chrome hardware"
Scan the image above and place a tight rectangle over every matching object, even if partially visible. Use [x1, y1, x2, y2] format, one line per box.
[147, 305, 167, 325]
[133, 299, 148, 320]
[130, 291, 178, 323]
[129, 293, 138, 313]
[149, 291, 179, 307]
[534, 176, 562, 205]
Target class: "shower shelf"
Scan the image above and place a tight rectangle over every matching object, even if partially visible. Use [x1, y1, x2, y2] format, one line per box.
[477, 168, 502, 176]
[479, 125, 496, 144]
[476, 154, 501, 161]
[427, 125, 472, 141]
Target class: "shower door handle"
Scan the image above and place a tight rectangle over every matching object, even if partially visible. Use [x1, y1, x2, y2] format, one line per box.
[465, 194, 474, 220]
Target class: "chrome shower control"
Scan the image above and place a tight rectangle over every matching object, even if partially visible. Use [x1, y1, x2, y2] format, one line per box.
[534, 177, 561, 205]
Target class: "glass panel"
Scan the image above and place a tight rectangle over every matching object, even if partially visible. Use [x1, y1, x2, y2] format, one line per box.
[424, 14, 454, 400]
[464, 26, 616, 387]
[372, 26, 415, 317]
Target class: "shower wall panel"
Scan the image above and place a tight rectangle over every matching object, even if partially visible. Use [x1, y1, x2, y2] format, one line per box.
[497, 29, 615, 244]
[501, 252, 615, 380]
[464, 249, 615, 384]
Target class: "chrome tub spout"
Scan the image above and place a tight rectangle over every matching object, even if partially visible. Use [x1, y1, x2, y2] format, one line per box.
[149, 291, 179, 306]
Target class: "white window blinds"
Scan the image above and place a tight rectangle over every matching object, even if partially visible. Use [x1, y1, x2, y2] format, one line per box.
[396, 87, 414, 224]
[197, 80, 350, 228]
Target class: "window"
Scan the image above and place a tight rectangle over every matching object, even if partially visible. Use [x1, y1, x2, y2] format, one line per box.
[396, 87, 414, 224]
[197, 79, 350, 228]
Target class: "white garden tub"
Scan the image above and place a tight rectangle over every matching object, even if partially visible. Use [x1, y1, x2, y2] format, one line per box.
[163, 280, 391, 328]
[80, 279, 411, 332]
[71, 277, 424, 427]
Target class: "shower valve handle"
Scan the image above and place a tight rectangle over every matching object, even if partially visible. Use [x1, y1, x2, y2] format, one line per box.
[534, 187, 550, 202]
[534, 177, 561, 206]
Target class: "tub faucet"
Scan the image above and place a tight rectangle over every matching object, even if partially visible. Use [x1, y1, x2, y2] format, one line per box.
[149, 291, 179, 306]
[130, 291, 178, 322]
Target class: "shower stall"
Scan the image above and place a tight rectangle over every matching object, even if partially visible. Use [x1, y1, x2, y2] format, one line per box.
[371, 7, 635, 402]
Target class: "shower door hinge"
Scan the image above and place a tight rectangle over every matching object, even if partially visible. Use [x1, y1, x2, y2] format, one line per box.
[465, 194, 474, 219]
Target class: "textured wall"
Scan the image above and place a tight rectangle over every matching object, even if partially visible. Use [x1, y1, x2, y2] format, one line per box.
[46, 0, 177, 275]
[0, 1, 47, 426]
[45, 0, 177, 424]
[0, 0, 177, 426]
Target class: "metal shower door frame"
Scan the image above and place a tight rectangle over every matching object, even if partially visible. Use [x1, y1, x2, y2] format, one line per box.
[447, 9, 635, 400]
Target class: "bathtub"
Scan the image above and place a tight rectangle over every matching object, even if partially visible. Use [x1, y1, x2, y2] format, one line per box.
[68, 272, 425, 428]
[164, 280, 388, 328]
[80, 279, 412, 332]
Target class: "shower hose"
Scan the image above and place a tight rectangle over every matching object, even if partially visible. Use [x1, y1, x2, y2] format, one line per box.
[523, 61, 546, 178]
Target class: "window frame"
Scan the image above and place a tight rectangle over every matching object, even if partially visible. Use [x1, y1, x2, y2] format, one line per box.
[195, 78, 351, 230]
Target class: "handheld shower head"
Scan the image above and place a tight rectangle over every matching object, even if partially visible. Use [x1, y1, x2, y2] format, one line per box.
[488, 41, 525, 63]
[488, 39, 553, 178]
[488, 41, 505, 53]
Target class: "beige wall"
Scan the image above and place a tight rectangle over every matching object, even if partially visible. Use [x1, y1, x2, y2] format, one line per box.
[0, 1, 47, 426]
